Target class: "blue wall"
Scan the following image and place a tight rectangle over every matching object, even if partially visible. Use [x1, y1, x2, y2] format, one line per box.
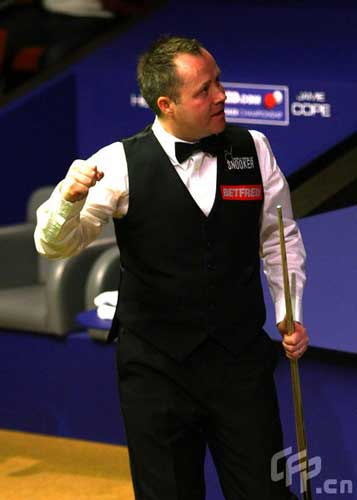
[0, 75, 77, 224]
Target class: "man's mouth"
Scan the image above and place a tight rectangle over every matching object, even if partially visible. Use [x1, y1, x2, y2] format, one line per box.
[211, 109, 225, 117]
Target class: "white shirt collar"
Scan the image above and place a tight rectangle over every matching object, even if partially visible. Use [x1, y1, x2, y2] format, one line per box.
[152, 117, 198, 170]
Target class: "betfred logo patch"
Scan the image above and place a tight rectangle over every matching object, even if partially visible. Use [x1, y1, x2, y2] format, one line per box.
[220, 184, 263, 201]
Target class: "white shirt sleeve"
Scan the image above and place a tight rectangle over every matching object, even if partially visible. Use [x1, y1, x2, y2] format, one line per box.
[250, 130, 306, 324]
[34, 141, 129, 258]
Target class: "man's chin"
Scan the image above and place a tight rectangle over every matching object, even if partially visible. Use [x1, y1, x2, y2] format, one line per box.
[210, 118, 226, 135]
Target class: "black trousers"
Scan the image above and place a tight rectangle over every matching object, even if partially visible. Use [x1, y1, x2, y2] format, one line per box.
[116, 329, 296, 500]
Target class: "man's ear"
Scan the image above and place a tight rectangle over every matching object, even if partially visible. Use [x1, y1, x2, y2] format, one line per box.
[157, 96, 175, 117]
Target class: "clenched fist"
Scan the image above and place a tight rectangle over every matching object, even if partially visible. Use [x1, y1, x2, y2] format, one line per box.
[61, 160, 104, 203]
[277, 318, 309, 360]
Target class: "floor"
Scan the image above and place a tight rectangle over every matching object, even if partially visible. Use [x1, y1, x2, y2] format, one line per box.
[0, 429, 134, 500]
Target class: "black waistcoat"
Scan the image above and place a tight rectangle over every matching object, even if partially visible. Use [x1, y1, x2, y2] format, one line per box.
[108, 125, 266, 361]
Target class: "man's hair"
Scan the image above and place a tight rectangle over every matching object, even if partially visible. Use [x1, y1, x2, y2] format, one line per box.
[137, 35, 204, 116]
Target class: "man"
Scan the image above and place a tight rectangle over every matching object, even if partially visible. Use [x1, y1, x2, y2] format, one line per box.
[35, 35, 308, 499]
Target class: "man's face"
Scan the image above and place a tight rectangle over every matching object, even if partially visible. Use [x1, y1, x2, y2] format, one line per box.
[162, 49, 226, 141]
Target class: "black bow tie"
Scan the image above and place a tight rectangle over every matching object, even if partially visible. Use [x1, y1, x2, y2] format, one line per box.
[175, 134, 223, 163]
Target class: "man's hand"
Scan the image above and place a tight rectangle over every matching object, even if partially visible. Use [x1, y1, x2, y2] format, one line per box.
[61, 160, 104, 203]
[277, 319, 309, 360]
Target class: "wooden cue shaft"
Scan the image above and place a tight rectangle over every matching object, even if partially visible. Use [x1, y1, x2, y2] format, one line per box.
[277, 205, 312, 499]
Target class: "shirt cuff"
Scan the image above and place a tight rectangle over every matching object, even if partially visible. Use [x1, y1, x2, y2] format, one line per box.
[56, 196, 85, 220]
[275, 296, 303, 325]
[41, 184, 86, 240]
[52, 181, 86, 219]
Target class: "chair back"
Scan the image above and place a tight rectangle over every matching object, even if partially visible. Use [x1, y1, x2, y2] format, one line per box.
[27, 186, 55, 283]
[27, 185, 55, 224]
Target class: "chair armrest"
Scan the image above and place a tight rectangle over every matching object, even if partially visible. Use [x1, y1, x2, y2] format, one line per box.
[85, 245, 120, 309]
[44, 237, 117, 334]
[0, 224, 38, 287]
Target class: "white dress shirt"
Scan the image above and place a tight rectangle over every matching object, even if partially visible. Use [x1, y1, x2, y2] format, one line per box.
[34, 118, 306, 324]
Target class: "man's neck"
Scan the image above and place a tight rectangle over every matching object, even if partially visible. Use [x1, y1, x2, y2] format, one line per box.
[157, 117, 197, 142]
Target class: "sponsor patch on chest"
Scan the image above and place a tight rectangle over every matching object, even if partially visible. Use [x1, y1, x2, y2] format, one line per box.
[224, 149, 255, 171]
[220, 184, 263, 201]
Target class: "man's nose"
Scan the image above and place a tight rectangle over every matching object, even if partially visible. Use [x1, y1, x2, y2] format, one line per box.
[214, 83, 226, 103]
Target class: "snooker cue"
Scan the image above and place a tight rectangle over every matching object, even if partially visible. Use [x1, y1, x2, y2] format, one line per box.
[277, 205, 312, 499]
